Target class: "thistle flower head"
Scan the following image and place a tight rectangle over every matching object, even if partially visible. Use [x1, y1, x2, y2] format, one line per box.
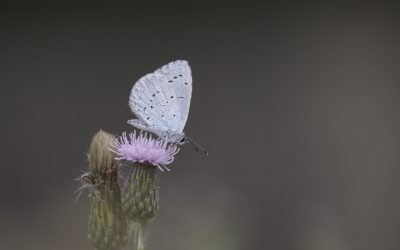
[88, 130, 118, 173]
[76, 130, 118, 202]
[111, 131, 179, 170]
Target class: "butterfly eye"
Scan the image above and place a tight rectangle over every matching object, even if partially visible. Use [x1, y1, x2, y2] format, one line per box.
[180, 137, 186, 143]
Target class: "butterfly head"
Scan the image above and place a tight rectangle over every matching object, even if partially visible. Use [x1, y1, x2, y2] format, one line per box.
[178, 136, 187, 145]
[161, 131, 208, 155]
[161, 131, 187, 145]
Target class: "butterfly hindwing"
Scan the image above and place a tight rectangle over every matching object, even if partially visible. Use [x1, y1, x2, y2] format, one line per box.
[127, 119, 156, 133]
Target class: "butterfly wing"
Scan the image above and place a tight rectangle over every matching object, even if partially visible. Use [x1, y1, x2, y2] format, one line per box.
[127, 119, 160, 134]
[155, 60, 192, 132]
[129, 60, 193, 136]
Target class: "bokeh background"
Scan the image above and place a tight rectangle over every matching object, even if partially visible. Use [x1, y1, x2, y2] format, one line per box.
[1, 1, 400, 250]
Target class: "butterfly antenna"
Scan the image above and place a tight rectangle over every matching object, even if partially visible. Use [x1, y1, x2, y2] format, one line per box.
[186, 136, 208, 156]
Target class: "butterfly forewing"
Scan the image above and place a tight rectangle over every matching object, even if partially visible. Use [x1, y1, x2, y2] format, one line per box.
[155, 60, 192, 132]
[129, 60, 193, 136]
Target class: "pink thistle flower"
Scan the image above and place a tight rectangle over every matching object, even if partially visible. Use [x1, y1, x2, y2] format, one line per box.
[110, 131, 179, 171]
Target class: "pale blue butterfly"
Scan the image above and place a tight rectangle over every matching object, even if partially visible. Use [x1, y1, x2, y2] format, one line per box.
[128, 60, 207, 155]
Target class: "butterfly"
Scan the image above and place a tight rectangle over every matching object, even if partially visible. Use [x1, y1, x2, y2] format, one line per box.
[128, 60, 207, 155]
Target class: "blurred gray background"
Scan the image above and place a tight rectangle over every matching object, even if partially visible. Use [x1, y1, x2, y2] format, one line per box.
[1, 1, 400, 250]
